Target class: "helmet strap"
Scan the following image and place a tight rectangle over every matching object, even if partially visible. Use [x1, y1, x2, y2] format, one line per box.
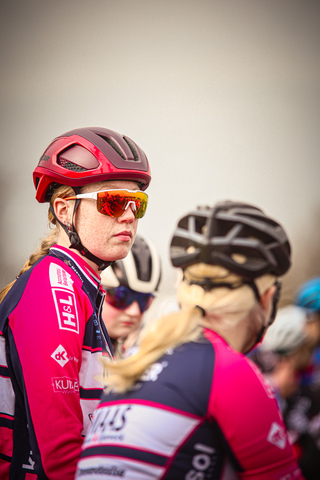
[69, 242, 113, 271]
[49, 190, 113, 271]
[245, 280, 282, 353]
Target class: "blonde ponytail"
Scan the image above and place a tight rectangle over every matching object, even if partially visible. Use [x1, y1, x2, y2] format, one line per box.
[100, 307, 204, 393]
[101, 265, 276, 393]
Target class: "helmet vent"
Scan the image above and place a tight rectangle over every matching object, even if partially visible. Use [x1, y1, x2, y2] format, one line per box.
[57, 158, 87, 172]
[97, 135, 126, 160]
[124, 137, 140, 162]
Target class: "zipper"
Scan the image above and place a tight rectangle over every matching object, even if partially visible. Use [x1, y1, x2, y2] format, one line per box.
[97, 290, 114, 360]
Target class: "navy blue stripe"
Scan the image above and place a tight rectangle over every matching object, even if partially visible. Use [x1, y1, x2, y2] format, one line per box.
[0, 365, 9, 377]
[80, 387, 103, 400]
[0, 416, 14, 429]
[0, 452, 11, 462]
[82, 445, 167, 467]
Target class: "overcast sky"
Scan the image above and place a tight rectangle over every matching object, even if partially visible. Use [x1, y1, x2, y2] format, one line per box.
[1, 0, 320, 300]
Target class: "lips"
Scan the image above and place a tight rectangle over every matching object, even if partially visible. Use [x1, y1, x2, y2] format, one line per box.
[121, 321, 135, 327]
[115, 231, 132, 241]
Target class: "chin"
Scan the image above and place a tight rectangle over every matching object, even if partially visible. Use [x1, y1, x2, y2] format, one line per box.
[102, 245, 132, 262]
[114, 246, 132, 260]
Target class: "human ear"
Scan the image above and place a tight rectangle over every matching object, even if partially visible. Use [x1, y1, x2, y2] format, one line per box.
[260, 284, 277, 312]
[54, 197, 72, 226]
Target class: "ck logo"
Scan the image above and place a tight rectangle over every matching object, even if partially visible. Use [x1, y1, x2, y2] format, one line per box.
[52, 288, 79, 333]
[267, 422, 286, 450]
[51, 344, 69, 367]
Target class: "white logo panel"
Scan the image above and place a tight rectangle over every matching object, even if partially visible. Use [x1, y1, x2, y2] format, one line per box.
[52, 289, 79, 333]
[49, 263, 74, 290]
[86, 403, 200, 457]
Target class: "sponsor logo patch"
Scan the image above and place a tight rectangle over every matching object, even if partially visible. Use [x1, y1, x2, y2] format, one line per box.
[49, 263, 74, 290]
[52, 376, 79, 394]
[50, 263, 79, 333]
[267, 422, 286, 449]
[51, 344, 69, 367]
[141, 361, 168, 382]
[77, 466, 125, 477]
[52, 289, 79, 333]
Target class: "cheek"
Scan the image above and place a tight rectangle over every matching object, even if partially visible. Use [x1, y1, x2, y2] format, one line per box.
[76, 203, 112, 241]
[131, 219, 138, 236]
[75, 201, 97, 231]
[102, 301, 120, 327]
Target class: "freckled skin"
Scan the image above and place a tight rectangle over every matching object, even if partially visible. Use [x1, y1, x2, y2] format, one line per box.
[57, 180, 142, 274]
[75, 180, 139, 261]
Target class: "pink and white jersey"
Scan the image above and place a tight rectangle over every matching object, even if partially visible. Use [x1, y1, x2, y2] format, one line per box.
[76, 329, 304, 480]
[0, 245, 114, 480]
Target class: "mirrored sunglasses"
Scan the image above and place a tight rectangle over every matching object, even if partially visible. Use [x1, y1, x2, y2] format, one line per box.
[105, 286, 154, 313]
[65, 189, 148, 219]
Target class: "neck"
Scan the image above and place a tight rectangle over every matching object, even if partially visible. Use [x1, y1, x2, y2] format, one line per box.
[205, 310, 262, 354]
[56, 231, 102, 275]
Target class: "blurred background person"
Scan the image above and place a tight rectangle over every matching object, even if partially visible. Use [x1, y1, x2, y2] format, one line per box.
[251, 297, 320, 480]
[76, 200, 304, 480]
[251, 305, 311, 405]
[101, 234, 162, 357]
[287, 277, 320, 480]
[295, 277, 320, 363]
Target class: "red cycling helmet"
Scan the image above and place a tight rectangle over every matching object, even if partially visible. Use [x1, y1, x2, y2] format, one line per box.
[33, 127, 151, 202]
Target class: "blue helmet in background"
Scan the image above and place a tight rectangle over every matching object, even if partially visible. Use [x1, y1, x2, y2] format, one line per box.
[295, 277, 320, 312]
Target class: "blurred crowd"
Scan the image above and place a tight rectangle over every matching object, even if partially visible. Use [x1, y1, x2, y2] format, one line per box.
[249, 277, 320, 479]
[102, 237, 320, 479]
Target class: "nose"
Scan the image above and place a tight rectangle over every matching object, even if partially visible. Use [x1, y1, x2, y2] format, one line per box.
[124, 301, 142, 316]
[119, 202, 136, 222]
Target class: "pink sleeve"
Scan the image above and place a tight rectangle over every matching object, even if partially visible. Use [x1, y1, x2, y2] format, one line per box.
[206, 331, 304, 480]
[11, 261, 90, 480]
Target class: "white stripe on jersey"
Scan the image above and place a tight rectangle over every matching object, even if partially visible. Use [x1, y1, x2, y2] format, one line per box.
[85, 402, 200, 456]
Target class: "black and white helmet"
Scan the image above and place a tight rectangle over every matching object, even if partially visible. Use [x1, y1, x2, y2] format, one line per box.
[170, 200, 291, 280]
[101, 235, 162, 293]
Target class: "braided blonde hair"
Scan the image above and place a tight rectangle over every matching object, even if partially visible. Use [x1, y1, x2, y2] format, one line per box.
[0, 185, 74, 302]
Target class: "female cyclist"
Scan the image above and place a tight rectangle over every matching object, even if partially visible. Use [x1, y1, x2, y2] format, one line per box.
[0, 127, 151, 480]
[76, 200, 304, 480]
[100, 234, 162, 356]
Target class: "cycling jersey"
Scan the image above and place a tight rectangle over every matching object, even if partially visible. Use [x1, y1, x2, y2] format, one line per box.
[76, 329, 304, 480]
[0, 245, 114, 480]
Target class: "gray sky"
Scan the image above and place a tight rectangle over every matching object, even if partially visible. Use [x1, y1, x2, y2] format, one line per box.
[1, 0, 320, 299]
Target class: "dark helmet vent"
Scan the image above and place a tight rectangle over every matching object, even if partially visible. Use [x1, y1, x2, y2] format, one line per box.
[124, 137, 140, 162]
[57, 157, 87, 172]
[97, 134, 140, 162]
[97, 135, 126, 160]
